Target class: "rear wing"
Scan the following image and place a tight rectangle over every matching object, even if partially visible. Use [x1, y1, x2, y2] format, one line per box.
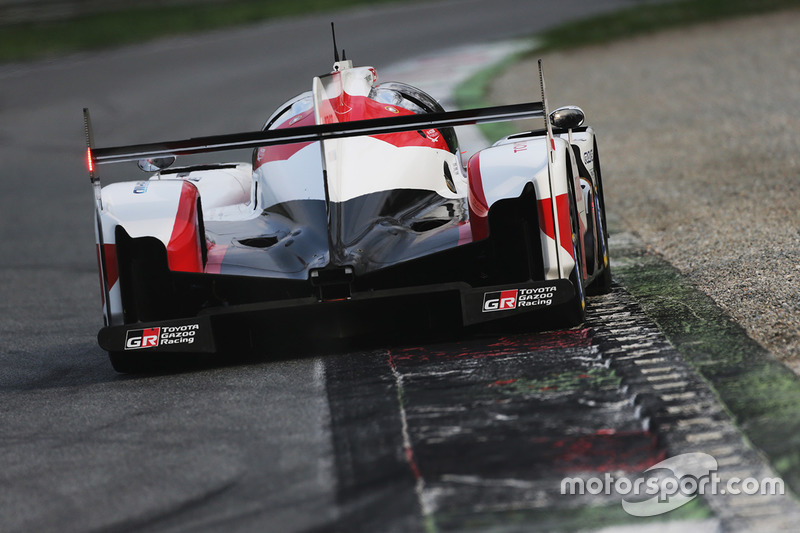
[83, 101, 544, 168]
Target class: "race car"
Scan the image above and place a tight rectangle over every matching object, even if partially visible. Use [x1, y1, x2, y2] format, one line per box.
[84, 54, 610, 372]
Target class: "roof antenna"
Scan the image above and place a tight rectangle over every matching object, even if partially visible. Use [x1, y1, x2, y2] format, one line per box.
[331, 23, 340, 63]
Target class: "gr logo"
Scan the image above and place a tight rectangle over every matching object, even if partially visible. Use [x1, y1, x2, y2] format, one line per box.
[125, 327, 161, 350]
[483, 290, 518, 312]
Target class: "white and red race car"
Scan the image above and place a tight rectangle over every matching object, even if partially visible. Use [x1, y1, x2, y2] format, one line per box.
[84, 54, 610, 372]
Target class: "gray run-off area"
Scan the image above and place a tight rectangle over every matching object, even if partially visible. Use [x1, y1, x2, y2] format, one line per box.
[491, 9, 800, 372]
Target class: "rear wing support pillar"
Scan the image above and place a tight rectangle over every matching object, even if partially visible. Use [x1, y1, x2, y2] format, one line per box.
[538, 60, 563, 280]
[83, 108, 103, 211]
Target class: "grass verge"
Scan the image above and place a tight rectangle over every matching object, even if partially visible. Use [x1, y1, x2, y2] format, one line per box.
[436, 498, 712, 532]
[537, 0, 800, 53]
[0, 0, 415, 63]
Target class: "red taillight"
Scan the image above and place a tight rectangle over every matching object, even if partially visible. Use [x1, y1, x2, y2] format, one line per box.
[87, 147, 94, 174]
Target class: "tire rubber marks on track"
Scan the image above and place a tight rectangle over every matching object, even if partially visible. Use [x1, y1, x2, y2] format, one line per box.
[385, 319, 664, 529]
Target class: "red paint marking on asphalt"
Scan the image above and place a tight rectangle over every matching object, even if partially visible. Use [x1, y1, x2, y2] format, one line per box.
[389, 328, 593, 364]
[546, 431, 665, 474]
[405, 447, 422, 480]
[387, 353, 425, 484]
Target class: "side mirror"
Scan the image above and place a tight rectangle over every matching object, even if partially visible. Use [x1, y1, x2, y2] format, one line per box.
[137, 156, 176, 173]
[549, 106, 585, 130]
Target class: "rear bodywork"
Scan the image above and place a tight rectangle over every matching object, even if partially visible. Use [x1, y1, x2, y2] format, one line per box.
[86, 59, 609, 369]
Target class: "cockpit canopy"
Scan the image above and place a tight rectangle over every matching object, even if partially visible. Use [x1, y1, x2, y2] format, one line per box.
[260, 81, 458, 154]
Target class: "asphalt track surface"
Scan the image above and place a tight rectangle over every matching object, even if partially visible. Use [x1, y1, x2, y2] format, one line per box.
[0, 1, 794, 532]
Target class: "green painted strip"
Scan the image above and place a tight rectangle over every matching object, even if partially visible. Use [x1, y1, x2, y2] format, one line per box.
[436, 498, 712, 532]
[453, 51, 544, 142]
[609, 223, 800, 498]
[0, 0, 429, 63]
[452, 50, 529, 142]
[490, 366, 622, 396]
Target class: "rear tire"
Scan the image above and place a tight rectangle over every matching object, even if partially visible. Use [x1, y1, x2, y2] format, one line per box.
[562, 167, 586, 326]
[587, 248, 612, 295]
[586, 186, 611, 295]
[587, 139, 611, 295]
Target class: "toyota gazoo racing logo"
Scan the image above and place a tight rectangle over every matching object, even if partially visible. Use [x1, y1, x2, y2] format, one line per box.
[125, 327, 160, 349]
[482, 287, 558, 312]
[483, 290, 518, 312]
[124, 324, 199, 350]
